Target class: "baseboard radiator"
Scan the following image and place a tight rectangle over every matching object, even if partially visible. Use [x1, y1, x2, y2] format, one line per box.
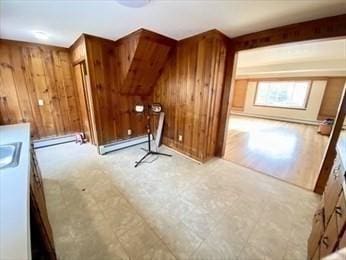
[32, 134, 77, 148]
[98, 135, 152, 155]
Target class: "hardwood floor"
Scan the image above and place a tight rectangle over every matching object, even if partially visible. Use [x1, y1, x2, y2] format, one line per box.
[223, 115, 329, 190]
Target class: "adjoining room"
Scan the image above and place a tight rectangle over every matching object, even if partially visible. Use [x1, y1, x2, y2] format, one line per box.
[224, 39, 346, 190]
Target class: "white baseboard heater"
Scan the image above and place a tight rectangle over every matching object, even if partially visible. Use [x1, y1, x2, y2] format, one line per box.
[98, 135, 152, 155]
[32, 134, 77, 148]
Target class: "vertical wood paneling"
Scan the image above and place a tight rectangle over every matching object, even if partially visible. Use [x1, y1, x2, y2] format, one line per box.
[83, 32, 174, 145]
[0, 44, 23, 125]
[70, 35, 98, 144]
[231, 79, 248, 111]
[154, 30, 228, 161]
[318, 78, 346, 119]
[0, 40, 81, 139]
[84, 36, 114, 144]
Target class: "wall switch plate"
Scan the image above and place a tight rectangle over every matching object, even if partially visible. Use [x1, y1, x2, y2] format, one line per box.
[38, 99, 44, 106]
[178, 135, 183, 142]
[128, 129, 132, 136]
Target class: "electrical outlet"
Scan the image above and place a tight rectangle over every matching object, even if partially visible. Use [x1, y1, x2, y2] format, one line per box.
[38, 99, 44, 106]
[128, 129, 132, 136]
[178, 135, 183, 142]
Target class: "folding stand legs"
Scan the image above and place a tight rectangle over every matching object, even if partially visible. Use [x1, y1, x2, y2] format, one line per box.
[134, 112, 172, 167]
[134, 150, 172, 168]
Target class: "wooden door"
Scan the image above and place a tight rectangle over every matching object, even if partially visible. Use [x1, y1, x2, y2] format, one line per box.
[73, 62, 93, 143]
[324, 154, 344, 224]
[320, 213, 339, 258]
[231, 79, 248, 111]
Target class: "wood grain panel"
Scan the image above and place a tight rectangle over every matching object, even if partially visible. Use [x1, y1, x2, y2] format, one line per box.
[0, 40, 81, 139]
[120, 29, 175, 96]
[82, 34, 154, 145]
[154, 30, 227, 161]
[73, 63, 91, 141]
[70, 35, 87, 64]
[70, 35, 98, 144]
[231, 79, 248, 111]
[318, 78, 346, 120]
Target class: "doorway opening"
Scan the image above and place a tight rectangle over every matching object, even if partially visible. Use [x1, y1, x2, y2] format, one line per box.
[73, 61, 96, 144]
[223, 38, 346, 190]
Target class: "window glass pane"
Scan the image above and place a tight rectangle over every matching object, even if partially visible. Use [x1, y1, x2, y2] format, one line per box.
[255, 81, 310, 108]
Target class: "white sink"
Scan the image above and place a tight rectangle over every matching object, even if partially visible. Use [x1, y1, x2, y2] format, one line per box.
[0, 142, 22, 169]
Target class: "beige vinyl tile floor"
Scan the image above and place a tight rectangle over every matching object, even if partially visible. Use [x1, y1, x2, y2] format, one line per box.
[36, 142, 320, 260]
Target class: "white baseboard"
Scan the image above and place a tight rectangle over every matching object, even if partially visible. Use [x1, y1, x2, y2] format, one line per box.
[98, 135, 152, 155]
[230, 111, 320, 126]
[32, 134, 77, 148]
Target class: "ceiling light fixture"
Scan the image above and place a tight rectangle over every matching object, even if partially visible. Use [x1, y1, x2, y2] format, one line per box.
[33, 31, 49, 40]
[116, 0, 151, 8]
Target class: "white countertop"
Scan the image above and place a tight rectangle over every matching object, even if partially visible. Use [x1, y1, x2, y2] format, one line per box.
[0, 123, 31, 260]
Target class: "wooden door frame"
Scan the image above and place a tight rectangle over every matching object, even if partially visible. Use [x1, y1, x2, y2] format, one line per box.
[73, 61, 96, 144]
[314, 86, 346, 193]
[216, 14, 346, 194]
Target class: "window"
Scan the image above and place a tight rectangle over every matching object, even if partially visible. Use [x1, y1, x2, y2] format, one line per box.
[254, 81, 310, 109]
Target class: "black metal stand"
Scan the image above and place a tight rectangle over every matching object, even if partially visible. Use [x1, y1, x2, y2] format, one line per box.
[134, 114, 171, 167]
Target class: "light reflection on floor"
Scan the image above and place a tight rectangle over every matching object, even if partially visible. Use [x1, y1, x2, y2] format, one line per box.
[224, 115, 329, 190]
[229, 116, 298, 159]
[248, 130, 297, 160]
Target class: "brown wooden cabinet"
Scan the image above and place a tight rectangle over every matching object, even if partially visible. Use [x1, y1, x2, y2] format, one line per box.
[312, 247, 320, 260]
[308, 202, 325, 258]
[336, 192, 346, 235]
[308, 148, 346, 260]
[324, 155, 344, 225]
[338, 229, 346, 248]
[320, 213, 338, 258]
[30, 148, 56, 259]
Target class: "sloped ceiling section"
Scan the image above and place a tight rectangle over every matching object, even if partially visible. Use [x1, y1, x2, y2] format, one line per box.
[118, 29, 176, 96]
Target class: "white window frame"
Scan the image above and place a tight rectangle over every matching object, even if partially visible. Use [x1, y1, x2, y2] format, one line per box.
[254, 80, 311, 110]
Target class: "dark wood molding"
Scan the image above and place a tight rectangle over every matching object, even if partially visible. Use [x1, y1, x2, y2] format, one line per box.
[233, 14, 346, 51]
[215, 40, 235, 157]
[314, 87, 346, 194]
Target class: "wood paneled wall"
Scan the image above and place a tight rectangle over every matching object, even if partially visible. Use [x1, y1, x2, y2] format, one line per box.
[154, 30, 227, 161]
[231, 79, 248, 111]
[318, 78, 346, 119]
[0, 40, 81, 139]
[77, 31, 175, 145]
[119, 29, 176, 95]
